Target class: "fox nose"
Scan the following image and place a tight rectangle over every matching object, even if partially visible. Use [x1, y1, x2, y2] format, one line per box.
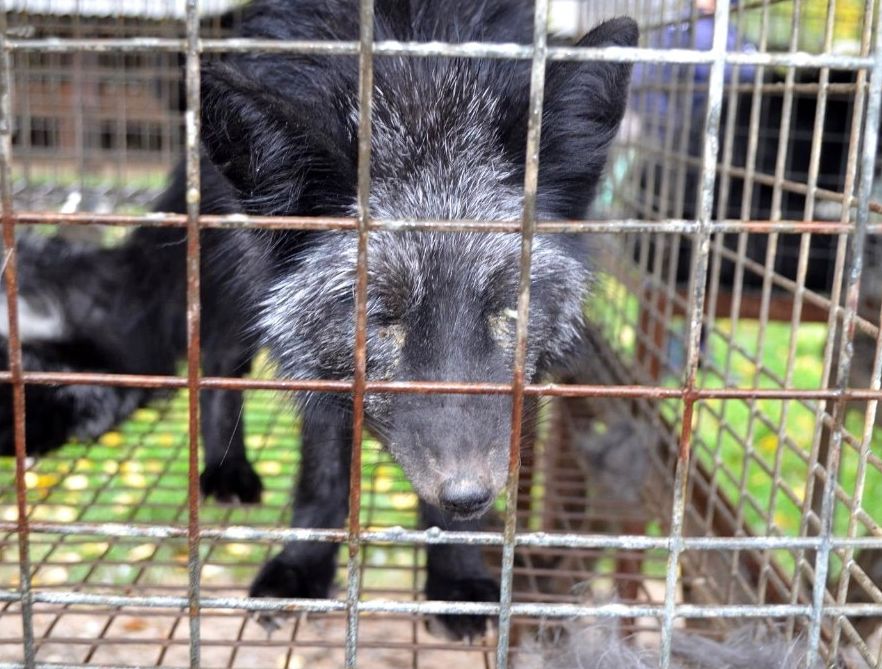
[438, 479, 493, 517]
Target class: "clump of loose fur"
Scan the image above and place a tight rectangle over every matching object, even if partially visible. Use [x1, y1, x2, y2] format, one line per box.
[670, 626, 829, 669]
[519, 621, 830, 669]
[519, 621, 655, 669]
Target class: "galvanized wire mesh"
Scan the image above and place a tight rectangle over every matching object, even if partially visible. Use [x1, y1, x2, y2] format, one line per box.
[0, 0, 881, 668]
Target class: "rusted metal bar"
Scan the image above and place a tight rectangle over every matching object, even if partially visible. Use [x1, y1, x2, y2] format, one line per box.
[793, 0, 878, 640]
[3, 520, 881, 551]
[659, 0, 730, 665]
[343, 1, 376, 665]
[182, 1, 202, 668]
[619, 140, 882, 216]
[2, 370, 882, 401]
[0, 589, 880, 619]
[10, 210, 882, 234]
[825, 1, 882, 659]
[3, 37, 876, 69]
[495, 1, 549, 666]
[0, 3, 35, 667]
[804, 5, 882, 664]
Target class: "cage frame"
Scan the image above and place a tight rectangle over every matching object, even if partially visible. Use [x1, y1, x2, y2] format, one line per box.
[0, 0, 881, 668]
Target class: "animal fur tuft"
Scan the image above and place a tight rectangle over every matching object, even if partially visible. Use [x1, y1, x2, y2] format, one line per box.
[519, 621, 831, 669]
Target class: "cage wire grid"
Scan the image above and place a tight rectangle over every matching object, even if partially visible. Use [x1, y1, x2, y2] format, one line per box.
[0, 0, 880, 668]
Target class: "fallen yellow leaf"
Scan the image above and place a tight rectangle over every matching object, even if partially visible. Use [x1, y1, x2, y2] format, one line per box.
[128, 544, 156, 562]
[64, 474, 89, 491]
[224, 543, 254, 557]
[122, 618, 149, 632]
[32, 566, 68, 586]
[256, 461, 282, 476]
[99, 432, 124, 447]
[373, 476, 393, 493]
[390, 493, 417, 510]
[155, 433, 176, 447]
[133, 408, 160, 423]
[122, 473, 147, 488]
[758, 434, 778, 455]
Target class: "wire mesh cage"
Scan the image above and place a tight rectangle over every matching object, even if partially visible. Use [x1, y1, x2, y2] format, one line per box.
[0, 0, 880, 668]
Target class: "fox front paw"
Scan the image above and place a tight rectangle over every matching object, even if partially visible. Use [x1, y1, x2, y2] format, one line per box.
[424, 573, 500, 642]
[200, 457, 263, 504]
[248, 552, 338, 632]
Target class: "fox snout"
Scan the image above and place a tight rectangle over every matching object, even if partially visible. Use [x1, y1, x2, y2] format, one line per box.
[381, 394, 512, 520]
[437, 477, 495, 519]
[386, 439, 510, 520]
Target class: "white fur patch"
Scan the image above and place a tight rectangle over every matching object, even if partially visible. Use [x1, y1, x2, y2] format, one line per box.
[0, 295, 66, 342]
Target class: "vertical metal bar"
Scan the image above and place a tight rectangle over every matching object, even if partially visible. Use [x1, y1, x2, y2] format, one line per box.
[699, 0, 771, 580]
[495, 1, 549, 667]
[347, 0, 376, 666]
[758, 0, 838, 609]
[714, 9, 745, 224]
[701, 3, 743, 477]
[0, 3, 36, 667]
[805, 10, 882, 665]
[829, 1, 880, 659]
[672, 0, 700, 221]
[16, 22, 32, 210]
[729, 0, 804, 610]
[832, 296, 882, 664]
[642, 0, 678, 382]
[72, 9, 85, 198]
[664, 0, 700, 424]
[113, 8, 129, 211]
[183, 1, 202, 668]
[793, 0, 875, 642]
[642, 0, 669, 221]
[633, 0, 666, 379]
[659, 1, 730, 666]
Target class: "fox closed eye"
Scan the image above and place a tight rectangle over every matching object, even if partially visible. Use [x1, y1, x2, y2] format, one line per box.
[487, 309, 516, 348]
[377, 323, 406, 348]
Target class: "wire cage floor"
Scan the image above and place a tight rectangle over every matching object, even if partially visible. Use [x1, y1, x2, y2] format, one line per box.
[0, 349, 675, 668]
[3, 319, 879, 667]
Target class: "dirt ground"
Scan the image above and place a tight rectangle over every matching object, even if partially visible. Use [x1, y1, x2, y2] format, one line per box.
[0, 600, 497, 668]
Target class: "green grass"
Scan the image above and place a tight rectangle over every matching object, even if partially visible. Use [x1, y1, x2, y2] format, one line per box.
[14, 166, 170, 194]
[695, 319, 882, 539]
[588, 275, 882, 563]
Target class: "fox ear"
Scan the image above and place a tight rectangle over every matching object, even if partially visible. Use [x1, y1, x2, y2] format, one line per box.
[200, 63, 355, 215]
[533, 17, 639, 218]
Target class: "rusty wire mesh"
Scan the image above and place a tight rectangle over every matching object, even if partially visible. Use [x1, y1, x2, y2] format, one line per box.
[0, 0, 881, 667]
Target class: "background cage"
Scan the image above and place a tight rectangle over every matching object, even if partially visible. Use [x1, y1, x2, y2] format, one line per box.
[0, 0, 881, 668]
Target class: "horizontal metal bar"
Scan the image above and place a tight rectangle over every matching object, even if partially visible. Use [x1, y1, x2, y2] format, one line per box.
[0, 590, 880, 619]
[3, 38, 877, 69]
[0, 665, 157, 669]
[1, 371, 881, 401]
[621, 141, 882, 217]
[13, 211, 882, 235]
[3, 522, 881, 552]
[373, 220, 876, 234]
[13, 211, 359, 231]
[633, 80, 862, 97]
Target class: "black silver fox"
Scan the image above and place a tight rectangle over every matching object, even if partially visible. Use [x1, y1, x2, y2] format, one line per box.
[1, 0, 637, 639]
